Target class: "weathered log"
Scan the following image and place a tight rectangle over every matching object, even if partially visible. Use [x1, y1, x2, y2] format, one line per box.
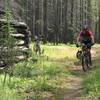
[16, 40, 25, 46]
[0, 17, 30, 67]
[0, 19, 27, 29]
[15, 46, 28, 51]
[11, 21, 27, 29]
[16, 55, 26, 61]
[10, 33, 25, 37]
[14, 46, 28, 54]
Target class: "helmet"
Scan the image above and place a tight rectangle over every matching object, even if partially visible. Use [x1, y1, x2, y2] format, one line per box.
[83, 25, 88, 31]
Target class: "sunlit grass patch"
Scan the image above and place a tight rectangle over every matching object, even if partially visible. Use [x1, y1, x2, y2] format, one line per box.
[42, 44, 77, 60]
[29, 42, 77, 60]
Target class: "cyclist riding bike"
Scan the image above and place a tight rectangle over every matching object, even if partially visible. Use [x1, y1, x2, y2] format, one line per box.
[76, 26, 95, 67]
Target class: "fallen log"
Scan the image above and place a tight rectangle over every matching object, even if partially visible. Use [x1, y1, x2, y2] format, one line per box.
[10, 33, 25, 38]
[0, 18, 30, 67]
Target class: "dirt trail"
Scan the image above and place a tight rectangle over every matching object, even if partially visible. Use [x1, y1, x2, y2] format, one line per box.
[63, 65, 84, 100]
[63, 49, 96, 100]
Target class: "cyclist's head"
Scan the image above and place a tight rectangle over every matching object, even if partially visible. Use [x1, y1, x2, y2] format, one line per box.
[83, 25, 88, 30]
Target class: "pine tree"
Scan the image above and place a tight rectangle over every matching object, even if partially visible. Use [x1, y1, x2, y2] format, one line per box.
[0, 1, 18, 67]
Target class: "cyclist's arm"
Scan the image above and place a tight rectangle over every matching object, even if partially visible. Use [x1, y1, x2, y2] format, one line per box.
[89, 31, 95, 44]
[91, 35, 94, 44]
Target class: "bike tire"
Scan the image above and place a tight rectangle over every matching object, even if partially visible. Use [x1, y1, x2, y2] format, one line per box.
[88, 52, 92, 67]
[82, 56, 89, 72]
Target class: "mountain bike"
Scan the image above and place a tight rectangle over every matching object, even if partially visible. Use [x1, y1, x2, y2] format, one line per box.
[76, 43, 92, 72]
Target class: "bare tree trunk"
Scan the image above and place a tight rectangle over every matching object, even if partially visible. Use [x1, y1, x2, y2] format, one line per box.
[43, 0, 47, 43]
[35, 0, 39, 36]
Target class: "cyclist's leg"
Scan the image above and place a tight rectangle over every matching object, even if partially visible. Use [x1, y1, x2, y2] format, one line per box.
[87, 40, 92, 66]
[88, 49, 92, 66]
[82, 40, 92, 67]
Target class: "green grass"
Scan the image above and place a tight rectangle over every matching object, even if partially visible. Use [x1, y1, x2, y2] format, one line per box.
[0, 75, 24, 100]
[42, 44, 77, 60]
[82, 68, 100, 100]
[0, 43, 77, 100]
[2, 43, 100, 100]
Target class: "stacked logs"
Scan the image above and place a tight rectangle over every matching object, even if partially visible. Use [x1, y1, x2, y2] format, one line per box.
[0, 10, 29, 67]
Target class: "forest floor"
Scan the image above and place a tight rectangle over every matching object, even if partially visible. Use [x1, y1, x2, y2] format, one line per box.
[0, 44, 99, 100]
[34, 44, 98, 100]
[62, 47, 97, 100]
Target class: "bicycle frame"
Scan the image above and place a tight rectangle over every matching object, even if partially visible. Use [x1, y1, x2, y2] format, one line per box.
[80, 43, 91, 71]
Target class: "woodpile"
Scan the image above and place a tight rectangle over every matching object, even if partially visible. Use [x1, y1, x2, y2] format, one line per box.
[0, 10, 30, 67]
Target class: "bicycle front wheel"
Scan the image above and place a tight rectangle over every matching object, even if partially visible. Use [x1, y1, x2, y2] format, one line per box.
[82, 56, 89, 72]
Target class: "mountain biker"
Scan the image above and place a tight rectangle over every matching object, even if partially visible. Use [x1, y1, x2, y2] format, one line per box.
[76, 26, 95, 66]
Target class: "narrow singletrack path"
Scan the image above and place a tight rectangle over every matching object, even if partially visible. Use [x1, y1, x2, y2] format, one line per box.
[63, 65, 84, 100]
[63, 49, 96, 100]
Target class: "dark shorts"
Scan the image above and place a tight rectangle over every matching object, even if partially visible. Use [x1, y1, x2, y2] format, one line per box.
[81, 40, 92, 49]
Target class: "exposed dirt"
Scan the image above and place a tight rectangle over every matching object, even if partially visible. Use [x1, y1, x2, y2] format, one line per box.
[63, 49, 96, 100]
[63, 65, 84, 100]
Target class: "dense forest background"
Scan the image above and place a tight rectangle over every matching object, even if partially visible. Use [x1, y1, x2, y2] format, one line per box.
[0, 0, 100, 43]
[0, 1, 100, 100]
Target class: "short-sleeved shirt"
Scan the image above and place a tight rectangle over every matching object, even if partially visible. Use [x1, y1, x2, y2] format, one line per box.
[79, 30, 93, 41]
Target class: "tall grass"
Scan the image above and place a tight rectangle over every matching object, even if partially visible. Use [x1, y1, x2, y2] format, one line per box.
[0, 75, 23, 100]
[82, 67, 100, 100]
[0, 44, 77, 100]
